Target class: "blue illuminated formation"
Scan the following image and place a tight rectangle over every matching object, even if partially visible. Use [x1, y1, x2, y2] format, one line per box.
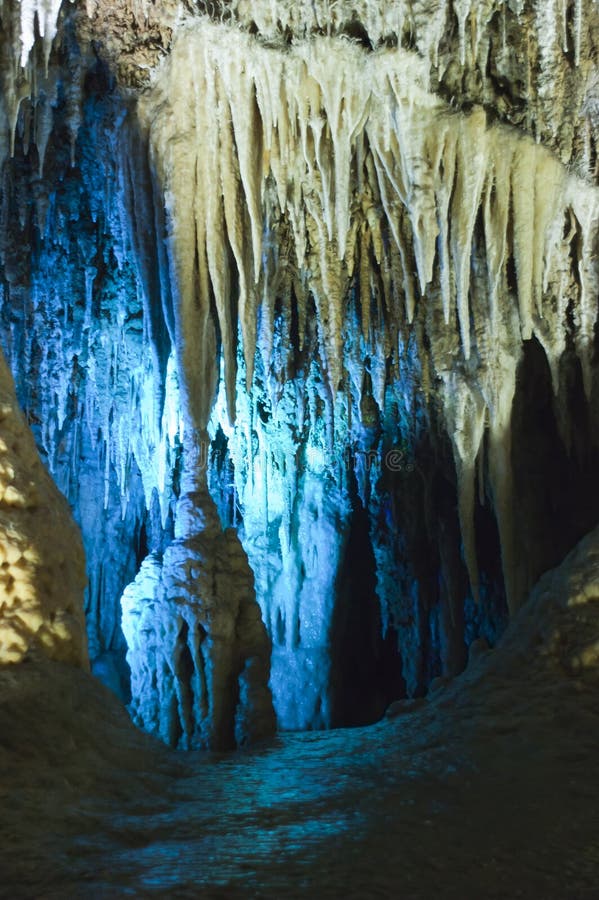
[0, 77, 512, 737]
[1, 1, 597, 750]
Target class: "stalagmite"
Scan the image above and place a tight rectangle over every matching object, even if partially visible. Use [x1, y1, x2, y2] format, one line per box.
[1, 0, 598, 738]
[121, 485, 276, 750]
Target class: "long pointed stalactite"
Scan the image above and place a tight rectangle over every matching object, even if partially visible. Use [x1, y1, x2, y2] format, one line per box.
[133, 20, 599, 723]
[0, 0, 597, 740]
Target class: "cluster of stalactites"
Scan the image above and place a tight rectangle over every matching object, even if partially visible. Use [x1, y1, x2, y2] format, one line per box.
[200, 0, 587, 65]
[197, 0, 597, 158]
[15, 0, 66, 67]
[141, 21, 598, 404]
[0, 83, 182, 530]
[140, 21, 599, 614]
[0, 0, 85, 172]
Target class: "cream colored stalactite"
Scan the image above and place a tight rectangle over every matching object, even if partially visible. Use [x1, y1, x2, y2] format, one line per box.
[303, 193, 345, 391]
[307, 101, 334, 246]
[393, 91, 439, 301]
[218, 75, 258, 389]
[512, 142, 538, 339]
[433, 124, 457, 325]
[574, 0, 583, 65]
[568, 186, 599, 399]
[530, 155, 597, 396]
[483, 138, 512, 332]
[368, 148, 416, 323]
[510, 135, 571, 344]
[320, 234, 347, 394]
[218, 48, 264, 284]
[141, 38, 221, 429]
[534, 273, 572, 399]
[366, 0, 406, 50]
[191, 92, 222, 429]
[202, 65, 236, 424]
[358, 221, 373, 339]
[409, 0, 448, 68]
[442, 375, 487, 602]
[450, 107, 488, 357]
[487, 374, 518, 613]
[464, 0, 499, 66]
[151, 62, 219, 430]
[453, 0, 473, 66]
[255, 56, 287, 213]
[0, 350, 88, 667]
[472, 284, 522, 610]
[302, 39, 370, 261]
[144, 21, 599, 425]
[532, 148, 565, 309]
[271, 79, 293, 214]
[257, 227, 279, 369]
[301, 154, 353, 390]
[18, 0, 64, 68]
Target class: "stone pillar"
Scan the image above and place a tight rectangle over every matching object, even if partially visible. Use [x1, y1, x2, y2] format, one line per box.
[121, 432, 275, 750]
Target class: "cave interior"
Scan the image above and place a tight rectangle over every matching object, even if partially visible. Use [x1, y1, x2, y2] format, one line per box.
[0, 0, 599, 896]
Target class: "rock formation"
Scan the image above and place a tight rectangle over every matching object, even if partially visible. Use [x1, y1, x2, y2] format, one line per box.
[0, 0, 597, 739]
[0, 349, 87, 666]
[121, 435, 275, 750]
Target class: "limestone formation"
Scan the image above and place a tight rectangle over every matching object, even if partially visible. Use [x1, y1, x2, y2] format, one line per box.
[0, 0, 597, 736]
[0, 350, 87, 666]
[121, 447, 275, 750]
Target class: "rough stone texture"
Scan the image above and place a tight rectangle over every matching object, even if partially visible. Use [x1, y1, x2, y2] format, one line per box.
[0, 349, 87, 666]
[71, 0, 599, 180]
[496, 522, 599, 679]
[3, 523, 599, 895]
[121, 471, 275, 750]
[0, 0, 597, 737]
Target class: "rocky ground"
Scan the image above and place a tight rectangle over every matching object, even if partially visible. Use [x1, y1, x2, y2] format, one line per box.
[1, 528, 599, 899]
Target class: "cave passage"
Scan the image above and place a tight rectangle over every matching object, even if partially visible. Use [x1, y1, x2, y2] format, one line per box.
[0, 0, 597, 756]
[1, 1, 599, 896]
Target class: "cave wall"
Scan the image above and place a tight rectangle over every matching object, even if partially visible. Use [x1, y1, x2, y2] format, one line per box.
[0, 343, 88, 666]
[0, 0, 597, 741]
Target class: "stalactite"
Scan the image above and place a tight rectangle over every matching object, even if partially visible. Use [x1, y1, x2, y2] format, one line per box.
[18, 0, 64, 68]
[140, 20, 599, 429]
[1, 0, 598, 736]
[442, 375, 487, 603]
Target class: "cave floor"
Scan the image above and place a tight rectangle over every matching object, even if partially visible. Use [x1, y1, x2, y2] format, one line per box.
[1, 640, 599, 900]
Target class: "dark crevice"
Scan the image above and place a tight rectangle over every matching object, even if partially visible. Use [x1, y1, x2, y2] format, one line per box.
[330, 489, 405, 728]
[511, 338, 599, 596]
